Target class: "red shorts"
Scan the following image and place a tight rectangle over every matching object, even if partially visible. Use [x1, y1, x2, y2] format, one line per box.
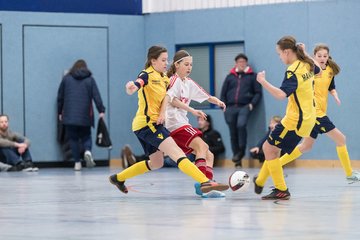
[170, 125, 202, 154]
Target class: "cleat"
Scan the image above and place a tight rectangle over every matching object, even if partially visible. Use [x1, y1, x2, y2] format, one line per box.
[194, 182, 202, 196]
[261, 188, 290, 200]
[84, 150, 96, 168]
[253, 176, 264, 194]
[109, 174, 128, 194]
[346, 170, 360, 184]
[200, 180, 229, 193]
[202, 190, 225, 198]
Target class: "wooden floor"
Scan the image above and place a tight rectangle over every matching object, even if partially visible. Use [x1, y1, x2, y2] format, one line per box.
[1, 166, 359, 240]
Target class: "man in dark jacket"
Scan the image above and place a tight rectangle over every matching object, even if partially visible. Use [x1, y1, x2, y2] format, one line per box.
[57, 59, 105, 171]
[220, 53, 262, 167]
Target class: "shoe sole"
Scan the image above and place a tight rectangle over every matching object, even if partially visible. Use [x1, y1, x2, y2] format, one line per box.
[84, 153, 96, 168]
[109, 176, 128, 194]
[261, 196, 290, 200]
[201, 184, 229, 193]
[202, 190, 226, 198]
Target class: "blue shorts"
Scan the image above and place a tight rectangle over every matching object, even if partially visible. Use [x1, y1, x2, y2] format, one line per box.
[267, 123, 302, 154]
[310, 116, 336, 139]
[134, 124, 170, 156]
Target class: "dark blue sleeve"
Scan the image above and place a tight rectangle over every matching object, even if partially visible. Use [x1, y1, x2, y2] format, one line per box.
[314, 65, 321, 75]
[137, 71, 149, 86]
[280, 71, 298, 97]
[328, 77, 336, 91]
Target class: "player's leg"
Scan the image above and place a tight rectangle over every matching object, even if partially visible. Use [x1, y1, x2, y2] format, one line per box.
[327, 128, 359, 181]
[160, 137, 229, 193]
[188, 136, 211, 177]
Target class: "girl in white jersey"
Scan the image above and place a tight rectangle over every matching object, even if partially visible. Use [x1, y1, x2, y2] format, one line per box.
[165, 50, 226, 197]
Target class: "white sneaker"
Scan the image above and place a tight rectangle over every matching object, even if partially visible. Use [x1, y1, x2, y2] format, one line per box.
[74, 162, 82, 171]
[31, 167, 39, 172]
[346, 170, 360, 184]
[84, 150, 96, 168]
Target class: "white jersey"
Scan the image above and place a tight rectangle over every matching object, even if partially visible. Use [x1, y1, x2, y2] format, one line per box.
[165, 74, 210, 132]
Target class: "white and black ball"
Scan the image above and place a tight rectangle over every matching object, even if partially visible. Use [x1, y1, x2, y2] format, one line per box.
[228, 170, 250, 192]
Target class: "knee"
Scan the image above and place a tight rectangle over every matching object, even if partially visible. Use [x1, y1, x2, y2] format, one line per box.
[192, 142, 209, 156]
[299, 143, 312, 153]
[148, 160, 164, 170]
[337, 133, 346, 146]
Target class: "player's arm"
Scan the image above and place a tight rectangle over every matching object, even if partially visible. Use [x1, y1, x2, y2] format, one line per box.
[125, 71, 148, 95]
[257, 71, 287, 100]
[157, 95, 169, 125]
[207, 96, 226, 112]
[171, 97, 207, 120]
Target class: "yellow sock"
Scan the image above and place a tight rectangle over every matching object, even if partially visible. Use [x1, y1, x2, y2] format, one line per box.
[280, 146, 302, 165]
[336, 145, 353, 176]
[256, 147, 302, 187]
[116, 161, 150, 182]
[177, 157, 209, 183]
[255, 162, 269, 187]
[267, 158, 287, 191]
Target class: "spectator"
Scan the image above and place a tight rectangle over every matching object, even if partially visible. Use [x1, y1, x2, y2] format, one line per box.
[249, 116, 282, 163]
[57, 59, 106, 171]
[0, 114, 38, 171]
[220, 53, 262, 167]
[197, 115, 225, 166]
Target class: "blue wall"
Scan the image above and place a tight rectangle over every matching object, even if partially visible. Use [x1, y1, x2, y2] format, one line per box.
[1, 0, 360, 162]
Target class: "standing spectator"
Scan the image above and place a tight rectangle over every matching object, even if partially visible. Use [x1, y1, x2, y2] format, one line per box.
[57, 59, 105, 171]
[220, 53, 262, 167]
[0, 114, 38, 171]
[197, 115, 225, 166]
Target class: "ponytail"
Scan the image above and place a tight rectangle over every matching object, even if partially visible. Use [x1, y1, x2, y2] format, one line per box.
[295, 46, 315, 72]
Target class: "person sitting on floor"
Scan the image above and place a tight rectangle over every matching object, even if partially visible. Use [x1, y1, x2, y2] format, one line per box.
[0, 114, 38, 171]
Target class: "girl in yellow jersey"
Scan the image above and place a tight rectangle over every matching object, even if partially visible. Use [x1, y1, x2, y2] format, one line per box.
[254, 36, 320, 200]
[109, 46, 228, 194]
[254, 44, 359, 188]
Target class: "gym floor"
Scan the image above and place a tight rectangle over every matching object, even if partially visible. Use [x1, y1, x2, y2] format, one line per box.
[1, 166, 359, 239]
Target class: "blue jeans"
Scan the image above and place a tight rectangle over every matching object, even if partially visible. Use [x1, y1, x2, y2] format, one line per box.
[65, 125, 92, 163]
[0, 146, 32, 165]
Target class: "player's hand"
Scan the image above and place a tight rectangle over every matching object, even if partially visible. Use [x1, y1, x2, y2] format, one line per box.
[125, 81, 138, 95]
[217, 100, 226, 112]
[256, 71, 266, 84]
[99, 112, 105, 118]
[250, 147, 259, 154]
[190, 109, 207, 120]
[156, 113, 166, 125]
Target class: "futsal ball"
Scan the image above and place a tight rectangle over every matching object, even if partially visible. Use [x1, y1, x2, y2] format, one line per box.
[228, 170, 250, 192]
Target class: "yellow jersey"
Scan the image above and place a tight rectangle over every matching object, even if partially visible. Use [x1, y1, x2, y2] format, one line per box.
[280, 60, 318, 137]
[132, 66, 170, 131]
[314, 65, 335, 117]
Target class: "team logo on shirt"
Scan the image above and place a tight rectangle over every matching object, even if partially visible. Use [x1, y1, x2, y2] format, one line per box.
[287, 72, 293, 79]
[157, 133, 164, 139]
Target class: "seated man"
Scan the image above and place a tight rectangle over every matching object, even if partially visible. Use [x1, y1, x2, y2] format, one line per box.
[197, 115, 225, 166]
[250, 115, 282, 163]
[0, 114, 38, 171]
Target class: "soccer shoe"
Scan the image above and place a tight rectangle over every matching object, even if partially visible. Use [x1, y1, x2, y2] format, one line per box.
[202, 190, 226, 198]
[261, 188, 291, 200]
[253, 176, 264, 194]
[200, 180, 229, 193]
[194, 182, 202, 196]
[122, 145, 136, 167]
[84, 150, 96, 168]
[109, 174, 128, 194]
[346, 170, 360, 183]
